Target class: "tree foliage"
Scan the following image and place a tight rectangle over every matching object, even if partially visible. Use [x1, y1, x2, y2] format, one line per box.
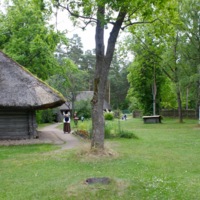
[47, 57, 88, 113]
[75, 99, 92, 119]
[126, 0, 199, 122]
[109, 53, 130, 110]
[178, 0, 200, 113]
[126, 23, 169, 115]
[0, 0, 66, 80]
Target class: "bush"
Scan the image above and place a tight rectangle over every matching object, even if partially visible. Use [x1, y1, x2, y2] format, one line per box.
[75, 100, 91, 119]
[113, 110, 122, 119]
[104, 112, 114, 120]
[73, 130, 90, 139]
[104, 123, 113, 139]
[78, 122, 89, 131]
[119, 130, 138, 139]
[36, 109, 54, 124]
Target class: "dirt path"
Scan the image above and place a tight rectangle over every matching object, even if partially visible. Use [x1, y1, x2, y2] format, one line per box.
[38, 123, 81, 150]
[0, 123, 83, 150]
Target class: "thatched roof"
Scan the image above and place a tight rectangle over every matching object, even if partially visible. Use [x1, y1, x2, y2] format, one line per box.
[59, 91, 111, 111]
[0, 51, 65, 109]
[76, 91, 93, 101]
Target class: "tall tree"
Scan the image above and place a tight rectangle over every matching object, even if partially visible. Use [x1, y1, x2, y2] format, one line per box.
[65, 34, 84, 66]
[55, 0, 178, 149]
[48, 58, 88, 113]
[0, 0, 65, 80]
[125, 3, 189, 122]
[80, 50, 96, 91]
[161, 32, 185, 122]
[55, 34, 95, 92]
[178, 0, 200, 116]
[127, 33, 165, 115]
[109, 53, 130, 110]
[159, 0, 200, 122]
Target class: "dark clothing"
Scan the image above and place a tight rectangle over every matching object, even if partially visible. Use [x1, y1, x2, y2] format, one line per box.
[65, 116, 69, 122]
[63, 122, 71, 133]
[63, 115, 71, 133]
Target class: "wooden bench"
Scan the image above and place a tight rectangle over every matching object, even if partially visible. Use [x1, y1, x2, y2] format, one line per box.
[142, 115, 162, 124]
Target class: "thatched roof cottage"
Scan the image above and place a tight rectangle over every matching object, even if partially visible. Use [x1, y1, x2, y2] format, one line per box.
[58, 91, 111, 121]
[0, 51, 65, 139]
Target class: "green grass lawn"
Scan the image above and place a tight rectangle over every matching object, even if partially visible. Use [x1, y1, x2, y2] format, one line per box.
[1, 117, 200, 200]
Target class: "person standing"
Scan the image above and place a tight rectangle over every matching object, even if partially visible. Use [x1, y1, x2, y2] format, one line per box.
[63, 112, 71, 134]
[73, 112, 79, 126]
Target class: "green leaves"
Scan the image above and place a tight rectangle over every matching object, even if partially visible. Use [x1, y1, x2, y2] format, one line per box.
[0, 0, 65, 80]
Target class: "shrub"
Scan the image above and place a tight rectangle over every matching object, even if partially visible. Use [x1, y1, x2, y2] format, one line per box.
[119, 130, 138, 139]
[78, 122, 89, 131]
[74, 121, 92, 139]
[104, 112, 114, 120]
[36, 109, 54, 124]
[113, 110, 122, 119]
[36, 110, 42, 124]
[74, 130, 90, 139]
[104, 123, 113, 139]
[75, 100, 91, 119]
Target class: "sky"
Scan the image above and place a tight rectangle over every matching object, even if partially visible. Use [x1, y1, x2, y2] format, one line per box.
[56, 17, 96, 51]
[52, 10, 114, 52]
[53, 10, 94, 51]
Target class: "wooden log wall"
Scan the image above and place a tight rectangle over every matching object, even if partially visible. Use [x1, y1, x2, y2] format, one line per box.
[0, 110, 37, 139]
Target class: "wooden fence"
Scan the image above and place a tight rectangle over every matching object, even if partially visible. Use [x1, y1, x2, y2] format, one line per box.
[133, 109, 197, 119]
[160, 109, 196, 118]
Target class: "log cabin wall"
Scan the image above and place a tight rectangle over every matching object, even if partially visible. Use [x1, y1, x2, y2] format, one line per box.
[0, 109, 37, 139]
[28, 110, 38, 139]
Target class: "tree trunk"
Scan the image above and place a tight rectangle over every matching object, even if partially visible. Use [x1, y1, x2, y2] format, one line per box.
[177, 86, 183, 123]
[91, 5, 126, 149]
[152, 65, 157, 115]
[90, 5, 105, 149]
[174, 33, 183, 123]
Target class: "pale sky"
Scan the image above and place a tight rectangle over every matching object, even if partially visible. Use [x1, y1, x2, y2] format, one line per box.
[52, 10, 113, 52]
[56, 17, 96, 51]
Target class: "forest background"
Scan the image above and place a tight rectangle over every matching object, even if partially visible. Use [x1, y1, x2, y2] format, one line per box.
[0, 0, 199, 124]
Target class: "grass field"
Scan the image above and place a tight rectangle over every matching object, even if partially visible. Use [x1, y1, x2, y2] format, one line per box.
[1, 117, 200, 200]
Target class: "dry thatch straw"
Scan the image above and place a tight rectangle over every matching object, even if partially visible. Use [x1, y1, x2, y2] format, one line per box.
[76, 143, 119, 161]
[0, 51, 65, 109]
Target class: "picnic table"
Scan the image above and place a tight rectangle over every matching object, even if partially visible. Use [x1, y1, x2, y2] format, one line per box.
[142, 115, 162, 124]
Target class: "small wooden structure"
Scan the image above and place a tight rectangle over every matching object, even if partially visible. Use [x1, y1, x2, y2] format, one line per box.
[142, 115, 162, 124]
[0, 51, 65, 139]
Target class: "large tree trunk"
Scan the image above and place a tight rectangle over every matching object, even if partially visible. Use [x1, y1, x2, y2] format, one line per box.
[91, 5, 105, 149]
[91, 5, 126, 149]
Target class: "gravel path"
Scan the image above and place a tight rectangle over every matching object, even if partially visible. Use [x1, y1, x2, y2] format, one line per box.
[0, 123, 82, 150]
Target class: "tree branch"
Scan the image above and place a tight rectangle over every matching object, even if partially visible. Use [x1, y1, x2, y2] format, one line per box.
[135, 35, 176, 81]
[106, 9, 127, 64]
[57, 3, 97, 23]
[121, 18, 159, 30]
[162, 68, 175, 81]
